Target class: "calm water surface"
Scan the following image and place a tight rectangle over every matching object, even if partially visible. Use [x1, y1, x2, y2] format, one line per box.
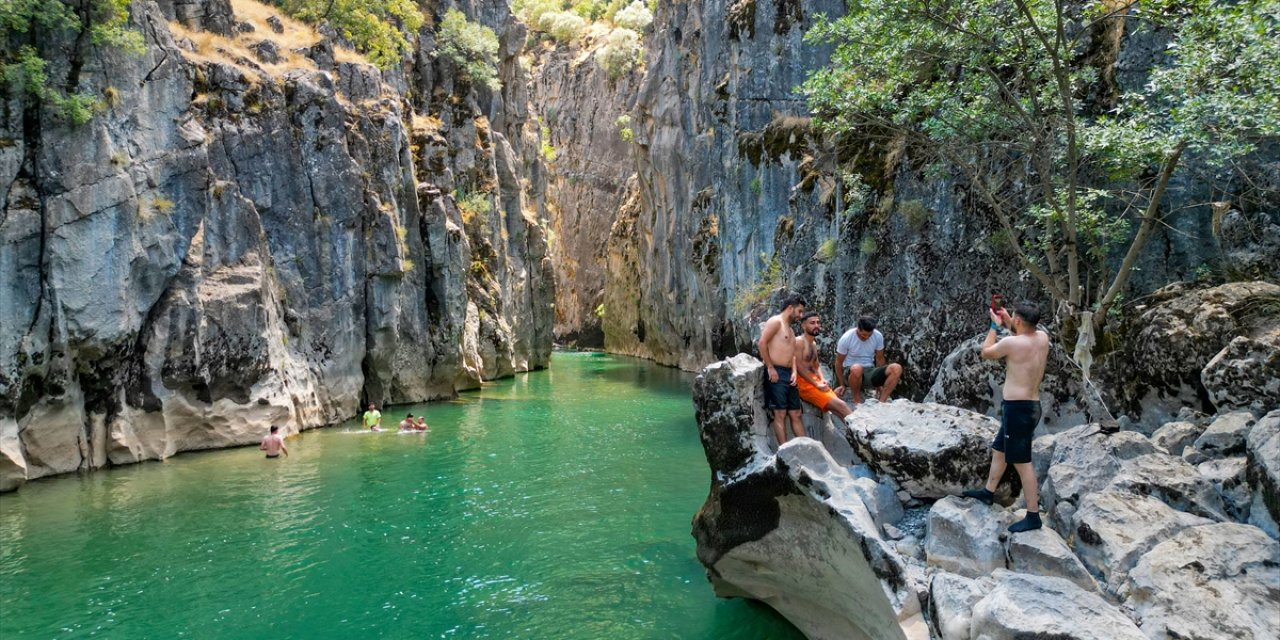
[0, 352, 801, 639]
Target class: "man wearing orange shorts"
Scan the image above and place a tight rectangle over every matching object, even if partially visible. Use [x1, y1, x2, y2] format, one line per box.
[794, 312, 853, 419]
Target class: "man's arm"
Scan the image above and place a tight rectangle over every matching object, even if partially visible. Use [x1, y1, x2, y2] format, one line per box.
[875, 349, 886, 368]
[758, 318, 781, 382]
[981, 308, 1010, 360]
[282, 441, 289, 457]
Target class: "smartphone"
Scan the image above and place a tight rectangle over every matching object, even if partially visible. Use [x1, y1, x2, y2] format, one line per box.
[991, 294, 1003, 312]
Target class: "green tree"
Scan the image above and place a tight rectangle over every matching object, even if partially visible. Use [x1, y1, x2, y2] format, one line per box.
[803, 0, 1280, 331]
[1, 0, 143, 124]
[272, 0, 423, 69]
[437, 9, 501, 90]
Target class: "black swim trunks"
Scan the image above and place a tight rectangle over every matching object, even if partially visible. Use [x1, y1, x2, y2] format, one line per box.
[991, 400, 1042, 464]
[266, 454, 280, 459]
[763, 365, 802, 411]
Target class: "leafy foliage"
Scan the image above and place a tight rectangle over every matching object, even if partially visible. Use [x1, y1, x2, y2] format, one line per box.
[273, 0, 422, 69]
[1, 0, 142, 124]
[803, 0, 1280, 325]
[437, 9, 501, 90]
[539, 11, 587, 42]
[595, 27, 641, 78]
[613, 0, 654, 31]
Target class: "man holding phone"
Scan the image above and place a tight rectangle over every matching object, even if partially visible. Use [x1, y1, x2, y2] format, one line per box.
[963, 298, 1050, 533]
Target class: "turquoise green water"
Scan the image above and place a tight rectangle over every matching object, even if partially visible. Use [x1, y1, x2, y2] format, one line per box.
[0, 352, 801, 639]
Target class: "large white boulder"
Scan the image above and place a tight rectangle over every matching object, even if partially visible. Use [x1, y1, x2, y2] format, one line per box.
[844, 401, 999, 500]
[927, 572, 989, 640]
[692, 356, 926, 640]
[1126, 523, 1280, 640]
[1197, 456, 1252, 521]
[923, 496, 1012, 578]
[1041, 424, 1156, 524]
[967, 570, 1147, 640]
[1149, 420, 1205, 456]
[1005, 527, 1098, 592]
[1194, 410, 1257, 459]
[1069, 490, 1212, 593]
[1246, 410, 1280, 536]
[1108, 453, 1229, 520]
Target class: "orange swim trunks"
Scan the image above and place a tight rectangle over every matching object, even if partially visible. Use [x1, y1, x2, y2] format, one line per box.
[796, 376, 839, 410]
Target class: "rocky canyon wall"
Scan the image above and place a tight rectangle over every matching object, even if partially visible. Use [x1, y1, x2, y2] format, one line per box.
[537, 0, 1279, 412]
[0, 0, 554, 491]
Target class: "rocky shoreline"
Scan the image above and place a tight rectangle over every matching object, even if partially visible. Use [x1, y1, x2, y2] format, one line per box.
[691, 354, 1279, 640]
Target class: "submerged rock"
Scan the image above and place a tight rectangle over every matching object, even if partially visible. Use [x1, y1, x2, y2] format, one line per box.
[1126, 523, 1280, 640]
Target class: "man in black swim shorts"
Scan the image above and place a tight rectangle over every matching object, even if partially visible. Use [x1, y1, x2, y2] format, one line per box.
[962, 300, 1050, 533]
[757, 294, 807, 444]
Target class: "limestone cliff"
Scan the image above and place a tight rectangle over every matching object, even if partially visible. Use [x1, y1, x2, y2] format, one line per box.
[0, 0, 553, 491]
[537, 0, 1279, 408]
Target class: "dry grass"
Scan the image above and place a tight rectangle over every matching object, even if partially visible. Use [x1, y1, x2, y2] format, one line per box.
[169, 0, 373, 79]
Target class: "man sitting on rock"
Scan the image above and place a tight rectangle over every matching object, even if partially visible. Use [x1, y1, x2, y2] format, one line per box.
[963, 300, 1050, 533]
[758, 294, 807, 444]
[835, 316, 904, 404]
[795, 312, 854, 419]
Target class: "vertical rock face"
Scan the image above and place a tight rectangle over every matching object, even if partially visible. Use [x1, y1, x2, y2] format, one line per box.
[0, 0, 553, 490]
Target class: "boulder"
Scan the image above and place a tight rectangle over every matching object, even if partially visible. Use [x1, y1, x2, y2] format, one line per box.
[1246, 410, 1280, 535]
[1194, 410, 1257, 459]
[1197, 456, 1251, 521]
[0, 418, 26, 492]
[1041, 423, 1156, 520]
[1005, 527, 1098, 592]
[1107, 453, 1229, 520]
[844, 401, 1000, 500]
[1126, 523, 1280, 640]
[967, 570, 1147, 640]
[692, 356, 927, 640]
[1149, 420, 1205, 456]
[923, 496, 1013, 578]
[927, 572, 990, 640]
[1070, 490, 1212, 593]
[1202, 334, 1280, 414]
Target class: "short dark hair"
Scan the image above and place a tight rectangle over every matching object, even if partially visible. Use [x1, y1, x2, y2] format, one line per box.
[780, 294, 806, 311]
[800, 311, 820, 323]
[269, 425, 279, 433]
[406, 413, 414, 418]
[1014, 300, 1041, 327]
[857, 316, 877, 332]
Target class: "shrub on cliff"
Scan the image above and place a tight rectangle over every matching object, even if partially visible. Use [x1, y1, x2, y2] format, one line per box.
[612, 0, 654, 31]
[0, 0, 143, 124]
[539, 11, 587, 42]
[274, 0, 423, 69]
[595, 27, 642, 79]
[437, 8, 501, 90]
[803, 0, 1280, 336]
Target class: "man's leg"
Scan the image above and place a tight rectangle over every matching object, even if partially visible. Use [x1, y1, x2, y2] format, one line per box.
[772, 410, 789, 444]
[1008, 462, 1042, 532]
[788, 409, 806, 439]
[878, 363, 904, 401]
[848, 365, 864, 403]
[962, 450, 1006, 505]
[824, 397, 853, 419]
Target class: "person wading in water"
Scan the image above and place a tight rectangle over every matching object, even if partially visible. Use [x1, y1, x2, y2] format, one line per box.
[963, 300, 1050, 533]
[757, 294, 807, 445]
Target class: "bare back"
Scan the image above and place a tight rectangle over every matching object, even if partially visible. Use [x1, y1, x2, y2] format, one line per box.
[761, 314, 797, 368]
[997, 330, 1050, 401]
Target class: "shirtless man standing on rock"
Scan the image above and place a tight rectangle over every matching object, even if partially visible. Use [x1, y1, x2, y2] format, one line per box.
[757, 294, 807, 444]
[963, 300, 1050, 533]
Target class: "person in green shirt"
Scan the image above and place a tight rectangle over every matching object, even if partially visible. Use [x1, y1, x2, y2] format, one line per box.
[362, 403, 382, 431]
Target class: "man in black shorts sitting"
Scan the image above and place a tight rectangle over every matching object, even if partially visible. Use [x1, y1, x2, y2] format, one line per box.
[963, 300, 1050, 533]
[757, 294, 807, 444]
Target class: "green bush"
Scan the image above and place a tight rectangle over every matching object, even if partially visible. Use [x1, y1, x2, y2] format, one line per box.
[437, 9, 501, 90]
[274, 0, 423, 69]
[613, 0, 653, 31]
[539, 11, 586, 42]
[513, 0, 563, 28]
[595, 27, 641, 78]
[817, 238, 838, 262]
